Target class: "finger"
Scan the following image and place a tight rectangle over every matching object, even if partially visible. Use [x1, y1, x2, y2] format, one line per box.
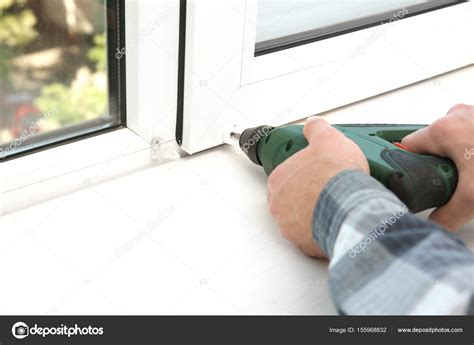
[446, 103, 473, 117]
[303, 117, 331, 144]
[401, 125, 444, 156]
[303, 117, 348, 149]
[429, 175, 474, 231]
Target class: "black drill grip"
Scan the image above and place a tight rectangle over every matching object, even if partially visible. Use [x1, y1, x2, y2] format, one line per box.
[382, 149, 458, 213]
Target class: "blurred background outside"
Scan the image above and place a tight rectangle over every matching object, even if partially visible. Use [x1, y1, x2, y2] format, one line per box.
[0, 0, 108, 148]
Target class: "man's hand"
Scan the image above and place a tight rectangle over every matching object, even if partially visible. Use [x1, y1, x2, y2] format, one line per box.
[267, 118, 369, 258]
[402, 104, 474, 231]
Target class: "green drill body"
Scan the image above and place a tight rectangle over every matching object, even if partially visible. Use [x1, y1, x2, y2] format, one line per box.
[239, 124, 458, 213]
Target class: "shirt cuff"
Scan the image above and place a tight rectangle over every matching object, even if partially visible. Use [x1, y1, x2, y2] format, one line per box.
[312, 170, 405, 258]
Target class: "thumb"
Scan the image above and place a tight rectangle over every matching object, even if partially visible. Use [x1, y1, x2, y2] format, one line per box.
[401, 126, 444, 156]
[303, 117, 332, 145]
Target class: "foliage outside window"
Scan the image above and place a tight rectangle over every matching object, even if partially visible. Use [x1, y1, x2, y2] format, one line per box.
[0, 0, 109, 148]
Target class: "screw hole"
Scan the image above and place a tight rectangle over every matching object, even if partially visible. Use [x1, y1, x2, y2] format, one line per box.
[285, 140, 294, 152]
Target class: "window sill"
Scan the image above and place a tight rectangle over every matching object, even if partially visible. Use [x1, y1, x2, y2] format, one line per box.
[0, 128, 181, 216]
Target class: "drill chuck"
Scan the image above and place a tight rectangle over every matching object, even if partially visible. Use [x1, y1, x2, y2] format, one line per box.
[239, 125, 274, 166]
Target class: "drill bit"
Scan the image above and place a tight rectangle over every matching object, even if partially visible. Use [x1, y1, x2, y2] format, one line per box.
[230, 131, 241, 142]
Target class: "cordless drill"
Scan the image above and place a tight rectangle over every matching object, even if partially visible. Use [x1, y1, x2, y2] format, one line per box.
[237, 124, 458, 213]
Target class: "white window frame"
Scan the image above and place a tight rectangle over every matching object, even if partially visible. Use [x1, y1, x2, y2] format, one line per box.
[1, 0, 182, 215]
[2, 0, 474, 214]
[180, 0, 474, 154]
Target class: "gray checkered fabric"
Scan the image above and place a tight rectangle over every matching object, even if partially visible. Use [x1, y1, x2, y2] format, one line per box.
[313, 170, 474, 315]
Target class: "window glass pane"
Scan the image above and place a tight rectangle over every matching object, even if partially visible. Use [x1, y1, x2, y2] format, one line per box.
[256, 0, 461, 53]
[0, 0, 122, 160]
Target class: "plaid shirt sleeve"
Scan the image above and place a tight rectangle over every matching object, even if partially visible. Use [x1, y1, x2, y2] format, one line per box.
[313, 170, 474, 315]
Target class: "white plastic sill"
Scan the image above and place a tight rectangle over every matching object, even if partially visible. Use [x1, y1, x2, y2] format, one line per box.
[0, 128, 179, 216]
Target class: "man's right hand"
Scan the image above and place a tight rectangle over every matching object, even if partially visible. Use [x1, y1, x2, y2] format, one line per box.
[402, 104, 474, 231]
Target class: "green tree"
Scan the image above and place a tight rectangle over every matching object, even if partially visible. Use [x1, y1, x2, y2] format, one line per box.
[0, 1, 37, 47]
[0, 0, 38, 88]
[88, 33, 107, 72]
[1, 1, 108, 128]
[35, 81, 107, 125]
[35, 33, 108, 126]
